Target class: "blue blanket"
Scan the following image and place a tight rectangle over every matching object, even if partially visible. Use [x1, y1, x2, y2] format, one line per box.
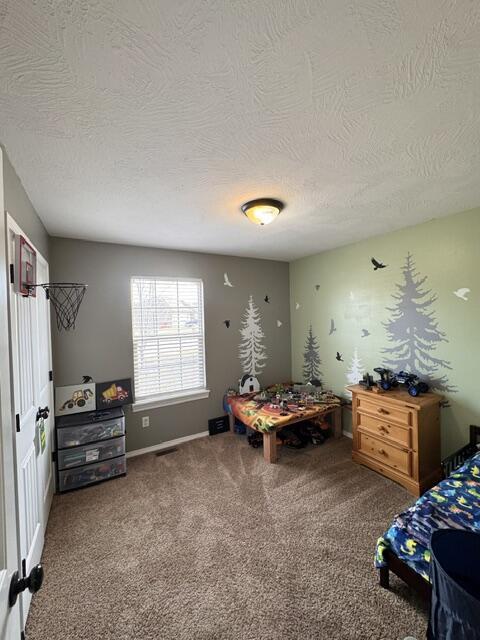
[375, 451, 480, 581]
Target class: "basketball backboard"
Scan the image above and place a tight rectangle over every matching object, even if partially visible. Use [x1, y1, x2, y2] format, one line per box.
[14, 234, 37, 296]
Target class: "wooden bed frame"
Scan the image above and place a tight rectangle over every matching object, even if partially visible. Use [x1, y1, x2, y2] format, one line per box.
[378, 425, 480, 600]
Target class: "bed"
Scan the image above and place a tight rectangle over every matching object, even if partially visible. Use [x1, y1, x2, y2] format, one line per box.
[224, 386, 342, 464]
[375, 425, 480, 599]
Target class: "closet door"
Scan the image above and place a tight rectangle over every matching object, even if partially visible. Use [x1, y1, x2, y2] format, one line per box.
[7, 215, 52, 627]
[0, 154, 21, 640]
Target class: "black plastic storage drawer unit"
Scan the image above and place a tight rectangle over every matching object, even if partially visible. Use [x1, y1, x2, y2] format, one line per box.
[55, 407, 126, 492]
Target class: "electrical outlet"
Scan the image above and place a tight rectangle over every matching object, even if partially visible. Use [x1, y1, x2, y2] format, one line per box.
[142, 416, 150, 428]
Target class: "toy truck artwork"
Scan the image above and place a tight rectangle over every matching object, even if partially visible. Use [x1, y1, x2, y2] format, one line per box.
[60, 388, 94, 411]
[374, 367, 429, 397]
[102, 383, 129, 404]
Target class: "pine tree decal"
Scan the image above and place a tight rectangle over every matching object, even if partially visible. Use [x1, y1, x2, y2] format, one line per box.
[346, 348, 364, 387]
[239, 295, 267, 376]
[303, 325, 323, 383]
[383, 253, 455, 392]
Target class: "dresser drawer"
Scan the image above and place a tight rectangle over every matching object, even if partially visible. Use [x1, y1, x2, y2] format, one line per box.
[56, 416, 125, 449]
[357, 397, 413, 426]
[58, 456, 126, 492]
[357, 413, 411, 448]
[357, 432, 411, 476]
[57, 436, 126, 470]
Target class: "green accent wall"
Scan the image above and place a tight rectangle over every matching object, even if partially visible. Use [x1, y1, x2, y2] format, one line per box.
[290, 208, 480, 456]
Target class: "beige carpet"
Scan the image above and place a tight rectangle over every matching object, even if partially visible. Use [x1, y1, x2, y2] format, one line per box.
[27, 434, 427, 640]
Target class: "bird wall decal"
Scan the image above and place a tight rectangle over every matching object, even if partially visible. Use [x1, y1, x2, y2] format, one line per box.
[371, 257, 387, 270]
[336, 352, 343, 362]
[453, 288, 470, 301]
[315, 284, 320, 291]
[223, 320, 231, 328]
[223, 273, 233, 287]
[329, 319, 336, 335]
[277, 320, 282, 328]
[361, 328, 370, 337]
[264, 295, 270, 303]
[295, 302, 301, 310]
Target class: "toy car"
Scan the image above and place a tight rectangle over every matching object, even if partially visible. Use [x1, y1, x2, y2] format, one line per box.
[374, 367, 429, 397]
[394, 371, 429, 397]
[374, 367, 397, 391]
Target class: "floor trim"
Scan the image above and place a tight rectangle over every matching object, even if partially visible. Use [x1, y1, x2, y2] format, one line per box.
[126, 430, 210, 459]
[342, 430, 353, 439]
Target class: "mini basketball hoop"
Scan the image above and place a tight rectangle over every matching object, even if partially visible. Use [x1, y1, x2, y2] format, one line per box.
[15, 234, 37, 296]
[26, 283, 87, 331]
[14, 234, 87, 330]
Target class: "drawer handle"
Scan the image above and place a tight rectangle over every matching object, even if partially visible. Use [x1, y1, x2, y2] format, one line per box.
[378, 448, 388, 456]
[378, 425, 389, 433]
[378, 408, 389, 415]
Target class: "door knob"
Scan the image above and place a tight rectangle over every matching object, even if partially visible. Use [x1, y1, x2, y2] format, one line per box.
[9, 564, 44, 607]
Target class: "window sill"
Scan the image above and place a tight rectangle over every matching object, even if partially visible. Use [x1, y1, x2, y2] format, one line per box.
[132, 389, 210, 412]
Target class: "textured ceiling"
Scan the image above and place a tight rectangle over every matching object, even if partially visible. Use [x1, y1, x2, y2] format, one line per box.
[1, 1, 480, 261]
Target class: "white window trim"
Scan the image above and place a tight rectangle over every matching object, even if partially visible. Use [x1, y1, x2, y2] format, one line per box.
[130, 275, 208, 409]
[132, 388, 210, 412]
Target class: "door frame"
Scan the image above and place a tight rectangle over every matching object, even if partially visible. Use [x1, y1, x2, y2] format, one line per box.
[0, 150, 22, 636]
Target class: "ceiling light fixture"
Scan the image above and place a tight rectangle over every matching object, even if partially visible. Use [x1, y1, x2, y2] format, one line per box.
[241, 198, 284, 226]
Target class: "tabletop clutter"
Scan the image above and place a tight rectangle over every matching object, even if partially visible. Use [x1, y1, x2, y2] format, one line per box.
[224, 381, 342, 462]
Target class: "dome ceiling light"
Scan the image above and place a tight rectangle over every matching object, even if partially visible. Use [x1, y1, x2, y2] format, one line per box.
[241, 198, 284, 226]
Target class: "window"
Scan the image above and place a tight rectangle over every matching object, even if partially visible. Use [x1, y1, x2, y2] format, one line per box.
[130, 277, 208, 409]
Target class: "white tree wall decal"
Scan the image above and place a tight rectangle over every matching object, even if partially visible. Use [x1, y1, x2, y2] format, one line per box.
[346, 348, 364, 387]
[303, 324, 323, 383]
[383, 253, 455, 392]
[239, 295, 267, 376]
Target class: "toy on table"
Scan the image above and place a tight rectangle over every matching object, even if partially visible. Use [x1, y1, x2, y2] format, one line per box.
[239, 375, 260, 395]
[359, 372, 375, 390]
[374, 367, 429, 397]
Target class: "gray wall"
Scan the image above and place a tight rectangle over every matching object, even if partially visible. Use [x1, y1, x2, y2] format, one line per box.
[1, 146, 49, 258]
[50, 238, 291, 452]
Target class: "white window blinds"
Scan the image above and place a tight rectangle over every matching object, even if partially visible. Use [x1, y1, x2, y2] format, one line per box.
[131, 277, 206, 402]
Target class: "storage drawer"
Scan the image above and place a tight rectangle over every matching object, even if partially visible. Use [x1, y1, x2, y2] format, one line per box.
[357, 413, 411, 448]
[57, 436, 125, 470]
[58, 456, 126, 492]
[57, 416, 125, 449]
[357, 432, 411, 476]
[356, 397, 413, 426]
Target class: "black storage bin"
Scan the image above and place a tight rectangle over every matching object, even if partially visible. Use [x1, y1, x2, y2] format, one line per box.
[428, 529, 480, 640]
[55, 407, 126, 492]
[208, 415, 229, 436]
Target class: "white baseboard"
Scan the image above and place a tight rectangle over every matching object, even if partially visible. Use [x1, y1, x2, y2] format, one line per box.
[126, 430, 210, 459]
[342, 430, 353, 439]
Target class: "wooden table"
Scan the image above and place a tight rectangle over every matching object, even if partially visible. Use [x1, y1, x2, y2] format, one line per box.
[227, 402, 342, 464]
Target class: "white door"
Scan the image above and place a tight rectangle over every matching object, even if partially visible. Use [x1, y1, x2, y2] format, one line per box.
[35, 253, 54, 527]
[0, 156, 21, 640]
[0, 352, 21, 640]
[7, 215, 53, 628]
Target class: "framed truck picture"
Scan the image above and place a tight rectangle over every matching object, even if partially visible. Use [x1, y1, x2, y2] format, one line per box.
[55, 383, 96, 417]
[96, 378, 133, 409]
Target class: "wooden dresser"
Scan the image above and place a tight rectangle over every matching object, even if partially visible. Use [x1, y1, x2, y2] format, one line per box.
[348, 385, 443, 496]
